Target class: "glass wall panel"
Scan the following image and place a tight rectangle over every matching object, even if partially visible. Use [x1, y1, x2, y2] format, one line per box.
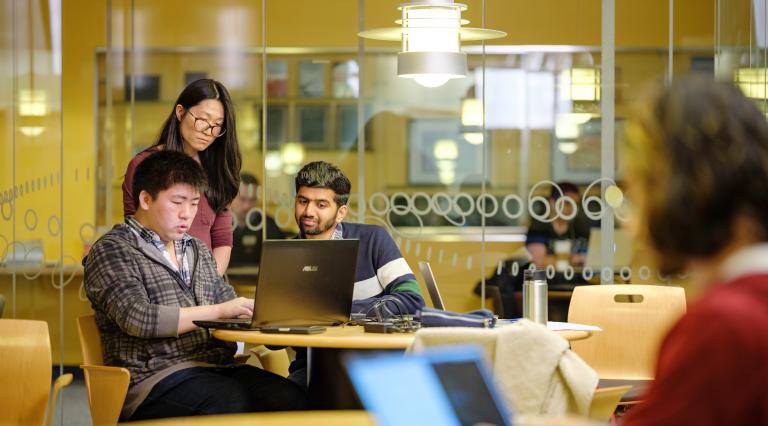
[0, 1, 65, 343]
[0, 0, 67, 422]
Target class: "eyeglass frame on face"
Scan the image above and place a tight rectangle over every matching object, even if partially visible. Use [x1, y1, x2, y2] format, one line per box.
[185, 109, 226, 138]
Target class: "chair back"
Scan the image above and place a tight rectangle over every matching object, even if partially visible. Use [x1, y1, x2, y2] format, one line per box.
[568, 284, 686, 380]
[418, 261, 445, 310]
[77, 314, 105, 366]
[0, 319, 53, 425]
[77, 315, 130, 426]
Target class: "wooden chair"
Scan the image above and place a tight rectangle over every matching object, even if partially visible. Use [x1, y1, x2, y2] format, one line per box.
[568, 284, 686, 380]
[589, 385, 632, 421]
[0, 319, 72, 426]
[250, 345, 291, 377]
[77, 315, 130, 426]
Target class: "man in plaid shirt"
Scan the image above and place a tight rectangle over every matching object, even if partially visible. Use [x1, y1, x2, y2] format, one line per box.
[84, 151, 305, 421]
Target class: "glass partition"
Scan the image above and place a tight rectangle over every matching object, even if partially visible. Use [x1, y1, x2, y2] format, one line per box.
[0, 0, 66, 422]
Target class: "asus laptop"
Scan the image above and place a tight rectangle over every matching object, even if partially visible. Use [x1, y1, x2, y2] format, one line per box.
[345, 345, 514, 426]
[194, 239, 359, 330]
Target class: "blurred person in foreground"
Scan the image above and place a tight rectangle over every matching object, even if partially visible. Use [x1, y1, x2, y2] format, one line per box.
[620, 77, 768, 425]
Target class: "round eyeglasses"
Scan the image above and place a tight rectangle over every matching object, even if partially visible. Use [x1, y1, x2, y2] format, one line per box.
[187, 110, 226, 137]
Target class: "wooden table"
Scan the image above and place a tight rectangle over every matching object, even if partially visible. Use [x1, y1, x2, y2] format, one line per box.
[128, 410, 374, 425]
[213, 324, 593, 348]
[213, 325, 593, 409]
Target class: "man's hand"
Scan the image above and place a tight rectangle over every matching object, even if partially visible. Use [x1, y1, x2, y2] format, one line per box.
[178, 297, 254, 334]
[217, 297, 254, 319]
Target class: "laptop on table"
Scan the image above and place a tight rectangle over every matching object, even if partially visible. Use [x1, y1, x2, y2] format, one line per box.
[194, 239, 359, 330]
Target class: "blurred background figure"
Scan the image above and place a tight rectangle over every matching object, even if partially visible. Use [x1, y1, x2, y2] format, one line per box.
[525, 182, 594, 270]
[229, 173, 286, 268]
[621, 77, 768, 425]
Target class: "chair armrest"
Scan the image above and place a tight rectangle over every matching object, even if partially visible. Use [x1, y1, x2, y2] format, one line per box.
[250, 345, 290, 377]
[46, 373, 73, 426]
[81, 364, 130, 426]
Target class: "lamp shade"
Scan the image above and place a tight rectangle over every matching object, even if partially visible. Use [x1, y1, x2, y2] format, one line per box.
[358, 0, 506, 88]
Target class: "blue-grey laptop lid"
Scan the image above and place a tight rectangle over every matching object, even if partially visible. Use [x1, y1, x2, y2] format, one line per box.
[344, 345, 514, 426]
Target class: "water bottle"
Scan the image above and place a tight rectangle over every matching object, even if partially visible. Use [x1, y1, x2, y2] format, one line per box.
[523, 269, 548, 325]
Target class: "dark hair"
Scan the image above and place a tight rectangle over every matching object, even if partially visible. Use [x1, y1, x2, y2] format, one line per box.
[239, 172, 259, 197]
[155, 78, 241, 213]
[628, 76, 768, 274]
[550, 181, 579, 199]
[132, 150, 207, 206]
[294, 161, 351, 206]
[240, 172, 259, 186]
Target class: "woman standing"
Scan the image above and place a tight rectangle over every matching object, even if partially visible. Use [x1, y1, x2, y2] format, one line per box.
[123, 79, 241, 275]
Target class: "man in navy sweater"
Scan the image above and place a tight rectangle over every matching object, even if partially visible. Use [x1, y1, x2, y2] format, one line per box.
[293, 160, 424, 316]
[287, 161, 425, 390]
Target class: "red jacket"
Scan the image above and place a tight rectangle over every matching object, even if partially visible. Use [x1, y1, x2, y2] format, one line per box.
[622, 273, 768, 425]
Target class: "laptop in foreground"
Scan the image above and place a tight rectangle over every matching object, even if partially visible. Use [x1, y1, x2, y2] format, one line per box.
[345, 345, 514, 426]
[194, 239, 359, 330]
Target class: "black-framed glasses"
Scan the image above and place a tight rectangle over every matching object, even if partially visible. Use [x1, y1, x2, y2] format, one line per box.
[187, 110, 226, 137]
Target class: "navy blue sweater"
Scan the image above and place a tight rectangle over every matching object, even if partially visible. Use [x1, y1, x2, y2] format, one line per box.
[336, 222, 424, 316]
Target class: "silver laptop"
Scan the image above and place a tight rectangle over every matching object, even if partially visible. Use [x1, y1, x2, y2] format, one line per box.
[418, 261, 445, 310]
[195, 239, 359, 329]
[584, 228, 634, 270]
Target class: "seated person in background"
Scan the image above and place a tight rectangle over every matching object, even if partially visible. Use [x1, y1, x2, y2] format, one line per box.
[229, 172, 286, 268]
[477, 183, 593, 317]
[288, 161, 425, 387]
[620, 77, 768, 425]
[84, 151, 305, 421]
[525, 182, 593, 270]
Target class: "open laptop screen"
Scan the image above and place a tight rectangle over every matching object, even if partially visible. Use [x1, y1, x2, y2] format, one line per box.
[345, 345, 513, 426]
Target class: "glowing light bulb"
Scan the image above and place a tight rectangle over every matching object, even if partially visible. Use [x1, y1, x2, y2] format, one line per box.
[413, 74, 451, 87]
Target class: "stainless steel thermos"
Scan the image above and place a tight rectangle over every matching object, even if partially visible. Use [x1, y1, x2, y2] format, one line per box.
[523, 269, 548, 325]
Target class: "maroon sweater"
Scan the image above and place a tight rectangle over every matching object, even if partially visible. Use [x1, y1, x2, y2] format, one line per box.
[122, 147, 233, 250]
[622, 274, 768, 426]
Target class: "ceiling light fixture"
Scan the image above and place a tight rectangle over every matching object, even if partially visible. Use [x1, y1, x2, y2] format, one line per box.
[460, 97, 484, 144]
[734, 67, 767, 99]
[358, 0, 506, 88]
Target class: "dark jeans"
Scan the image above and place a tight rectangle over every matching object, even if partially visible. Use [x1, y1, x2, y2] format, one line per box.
[287, 348, 308, 390]
[130, 365, 307, 421]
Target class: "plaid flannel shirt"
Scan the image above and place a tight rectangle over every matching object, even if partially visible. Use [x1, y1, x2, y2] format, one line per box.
[83, 222, 238, 387]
